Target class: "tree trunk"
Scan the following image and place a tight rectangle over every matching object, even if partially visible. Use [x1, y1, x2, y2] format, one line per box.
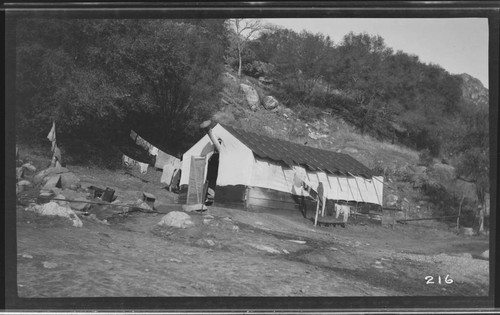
[478, 205, 485, 233]
[456, 194, 464, 234]
[237, 43, 242, 78]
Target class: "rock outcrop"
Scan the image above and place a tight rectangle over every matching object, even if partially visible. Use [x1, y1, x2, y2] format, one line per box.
[240, 83, 260, 111]
[262, 95, 279, 111]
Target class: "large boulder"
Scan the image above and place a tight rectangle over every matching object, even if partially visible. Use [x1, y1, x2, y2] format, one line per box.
[262, 95, 279, 111]
[240, 83, 260, 111]
[158, 211, 194, 229]
[42, 174, 62, 190]
[60, 172, 81, 190]
[41, 172, 80, 190]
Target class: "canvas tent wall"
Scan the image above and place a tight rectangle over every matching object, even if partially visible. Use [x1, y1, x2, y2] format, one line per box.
[179, 123, 384, 216]
[130, 130, 181, 170]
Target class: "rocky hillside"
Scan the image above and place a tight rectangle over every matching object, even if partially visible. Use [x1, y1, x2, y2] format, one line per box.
[459, 73, 489, 108]
[212, 68, 488, 226]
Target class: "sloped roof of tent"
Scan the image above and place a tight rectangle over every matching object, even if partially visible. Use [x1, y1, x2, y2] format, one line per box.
[220, 124, 375, 178]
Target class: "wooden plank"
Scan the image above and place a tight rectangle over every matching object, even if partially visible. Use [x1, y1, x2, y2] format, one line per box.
[382, 207, 402, 212]
[213, 201, 246, 211]
[397, 216, 458, 223]
[215, 185, 246, 203]
[247, 186, 297, 203]
[247, 197, 300, 211]
[186, 156, 206, 205]
[247, 195, 298, 205]
[246, 204, 303, 216]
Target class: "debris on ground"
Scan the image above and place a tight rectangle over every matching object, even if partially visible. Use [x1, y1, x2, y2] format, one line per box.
[182, 203, 206, 212]
[87, 205, 122, 221]
[142, 192, 156, 209]
[203, 214, 215, 225]
[86, 213, 110, 225]
[42, 262, 58, 269]
[134, 199, 153, 212]
[288, 240, 306, 244]
[248, 243, 281, 254]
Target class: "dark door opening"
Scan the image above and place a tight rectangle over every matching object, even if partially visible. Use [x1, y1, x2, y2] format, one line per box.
[205, 153, 219, 205]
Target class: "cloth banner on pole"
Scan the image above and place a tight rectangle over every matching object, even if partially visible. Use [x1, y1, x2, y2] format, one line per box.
[47, 121, 57, 151]
[47, 122, 56, 142]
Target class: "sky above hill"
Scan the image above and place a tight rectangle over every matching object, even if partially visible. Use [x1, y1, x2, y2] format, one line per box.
[263, 18, 489, 88]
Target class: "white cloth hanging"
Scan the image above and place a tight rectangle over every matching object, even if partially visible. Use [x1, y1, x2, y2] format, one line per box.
[161, 164, 176, 185]
[138, 162, 149, 174]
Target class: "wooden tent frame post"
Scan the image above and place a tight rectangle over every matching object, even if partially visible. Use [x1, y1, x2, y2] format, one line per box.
[457, 194, 464, 234]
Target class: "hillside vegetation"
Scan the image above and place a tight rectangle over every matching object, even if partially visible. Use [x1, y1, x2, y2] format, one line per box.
[15, 19, 490, 228]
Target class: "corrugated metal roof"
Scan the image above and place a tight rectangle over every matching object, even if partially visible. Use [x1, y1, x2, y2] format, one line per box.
[221, 124, 374, 178]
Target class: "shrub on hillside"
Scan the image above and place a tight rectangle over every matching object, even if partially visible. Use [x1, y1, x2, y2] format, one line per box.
[418, 149, 433, 167]
[287, 122, 308, 140]
[242, 61, 275, 78]
[418, 180, 478, 226]
[294, 104, 322, 122]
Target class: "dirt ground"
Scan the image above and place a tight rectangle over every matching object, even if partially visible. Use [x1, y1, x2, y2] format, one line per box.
[15, 154, 490, 297]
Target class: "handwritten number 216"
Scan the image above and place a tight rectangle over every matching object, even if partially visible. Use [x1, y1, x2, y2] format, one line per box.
[425, 275, 453, 284]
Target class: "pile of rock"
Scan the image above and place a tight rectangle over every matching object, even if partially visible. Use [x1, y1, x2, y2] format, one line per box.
[158, 211, 194, 229]
[239, 82, 281, 113]
[25, 201, 83, 227]
[20, 165, 92, 227]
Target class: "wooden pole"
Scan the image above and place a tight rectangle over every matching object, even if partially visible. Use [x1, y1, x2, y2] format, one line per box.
[457, 194, 464, 233]
[397, 215, 458, 223]
[314, 197, 320, 226]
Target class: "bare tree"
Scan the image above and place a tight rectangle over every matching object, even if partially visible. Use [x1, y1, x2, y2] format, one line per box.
[228, 19, 264, 77]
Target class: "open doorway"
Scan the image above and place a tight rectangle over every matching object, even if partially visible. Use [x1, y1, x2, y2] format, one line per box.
[205, 152, 219, 205]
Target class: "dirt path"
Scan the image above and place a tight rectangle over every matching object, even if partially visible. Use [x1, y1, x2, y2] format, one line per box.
[17, 208, 397, 297]
[17, 203, 488, 297]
